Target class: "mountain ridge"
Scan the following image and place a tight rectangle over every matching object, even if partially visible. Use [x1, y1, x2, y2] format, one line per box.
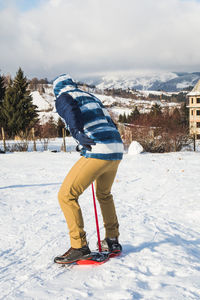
[79, 71, 200, 92]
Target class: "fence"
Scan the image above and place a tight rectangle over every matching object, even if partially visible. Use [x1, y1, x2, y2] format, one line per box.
[0, 127, 77, 153]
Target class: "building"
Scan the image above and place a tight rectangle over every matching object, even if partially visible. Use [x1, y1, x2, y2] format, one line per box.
[187, 79, 200, 140]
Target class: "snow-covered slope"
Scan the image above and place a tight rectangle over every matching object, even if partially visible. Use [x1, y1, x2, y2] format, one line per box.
[95, 93, 181, 117]
[31, 85, 55, 111]
[1, 149, 200, 299]
[31, 85, 59, 124]
[83, 71, 200, 92]
[31, 91, 53, 111]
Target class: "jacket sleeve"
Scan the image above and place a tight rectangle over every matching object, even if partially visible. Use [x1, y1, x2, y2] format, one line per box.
[55, 93, 84, 138]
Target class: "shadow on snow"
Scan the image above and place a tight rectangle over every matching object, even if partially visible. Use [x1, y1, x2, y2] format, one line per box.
[0, 183, 60, 190]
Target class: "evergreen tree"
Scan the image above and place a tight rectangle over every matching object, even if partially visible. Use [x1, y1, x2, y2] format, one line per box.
[127, 106, 140, 123]
[122, 112, 127, 123]
[118, 113, 127, 123]
[0, 74, 6, 128]
[1, 68, 38, 138]
[150, 103, 162, 117]
[118, 114, 123, 123]
[0, 75, 5, 104]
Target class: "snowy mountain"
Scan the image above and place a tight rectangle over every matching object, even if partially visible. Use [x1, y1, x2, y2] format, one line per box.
[81, 71, 200, 92]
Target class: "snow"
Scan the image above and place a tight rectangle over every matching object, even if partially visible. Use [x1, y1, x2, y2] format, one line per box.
[176, 81, 192, 90]
[1, 148, 200, 299]
[187, 92, 200, 96]
[38, 110, 60, 124]
[140, 90, 172, 97]
[128, 141, 143, 155]
[92, 93, 181, 118]
[96, 71, 178, 91]
[30, 86, 57, 124]
[187, 80, 200, 96]
[31, 91, 53, 111]
[110, 107, 132, 117]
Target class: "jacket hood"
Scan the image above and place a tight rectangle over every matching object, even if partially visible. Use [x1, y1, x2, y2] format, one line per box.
[53, 74, 77, 98]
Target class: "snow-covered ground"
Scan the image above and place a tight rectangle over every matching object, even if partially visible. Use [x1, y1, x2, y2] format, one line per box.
[1, 148, 200, 299]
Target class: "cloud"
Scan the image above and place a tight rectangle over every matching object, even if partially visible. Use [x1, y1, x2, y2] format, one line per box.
[0, 0, 200, 79]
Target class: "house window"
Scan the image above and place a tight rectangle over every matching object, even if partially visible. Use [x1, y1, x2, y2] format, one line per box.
[191, 98, 194, 104]
[191, 110, 193, 115]
[196, 122, 200, 128]
[197, 134, 200, 140]
[197, 98, 200, 104]
[197, 110, 200, 116]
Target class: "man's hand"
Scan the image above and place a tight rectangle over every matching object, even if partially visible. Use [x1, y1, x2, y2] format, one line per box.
[76, 132, 96, 151]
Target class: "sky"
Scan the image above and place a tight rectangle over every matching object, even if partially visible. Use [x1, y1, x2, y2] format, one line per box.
[0, 0, 200, 81]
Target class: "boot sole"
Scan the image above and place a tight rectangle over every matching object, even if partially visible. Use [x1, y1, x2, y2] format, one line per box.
[54, 253, 93, 264]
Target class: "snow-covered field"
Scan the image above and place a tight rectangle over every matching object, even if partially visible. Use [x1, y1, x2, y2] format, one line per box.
[1, 148, 200, 299]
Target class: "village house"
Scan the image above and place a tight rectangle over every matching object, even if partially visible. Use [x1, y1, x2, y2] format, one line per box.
[187, 79, 200, 140]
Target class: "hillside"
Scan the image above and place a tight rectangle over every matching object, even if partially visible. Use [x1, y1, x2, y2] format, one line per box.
[30, 84, 183, 124]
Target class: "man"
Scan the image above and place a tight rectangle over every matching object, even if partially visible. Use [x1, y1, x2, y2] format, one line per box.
[53, 74, 123, 264]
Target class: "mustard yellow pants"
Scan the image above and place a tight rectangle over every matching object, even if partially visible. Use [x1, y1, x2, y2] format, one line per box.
[58, 156, 121, 248]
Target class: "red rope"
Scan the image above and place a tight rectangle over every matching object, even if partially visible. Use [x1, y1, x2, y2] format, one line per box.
[91, 182, 102, 252]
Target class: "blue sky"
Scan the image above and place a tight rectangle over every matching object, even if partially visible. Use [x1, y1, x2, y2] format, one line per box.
[16, 0, 44, 11]
[1, 0, 200, 12]
[7, 0, 200, 11]
[0, 0, 200, 79]
[0, 0, 46, 11]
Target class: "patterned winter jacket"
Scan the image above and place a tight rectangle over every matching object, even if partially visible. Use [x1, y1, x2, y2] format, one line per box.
[53, 74, 123, 160]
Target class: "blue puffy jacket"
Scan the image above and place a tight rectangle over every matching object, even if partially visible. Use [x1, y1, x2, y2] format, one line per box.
[53, 74, 123, 160]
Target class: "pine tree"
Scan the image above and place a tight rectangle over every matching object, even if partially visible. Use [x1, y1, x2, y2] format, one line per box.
[150, 103, 162, 117]
[1, 68, 39, 138]
[127, 106, 140, 123]
[118, 114, 123, 123]
[119, 113, 126, 123]
[0, 74, 6, 128]
[122, 112, 127, 123]
[0, 75, 5, 103]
